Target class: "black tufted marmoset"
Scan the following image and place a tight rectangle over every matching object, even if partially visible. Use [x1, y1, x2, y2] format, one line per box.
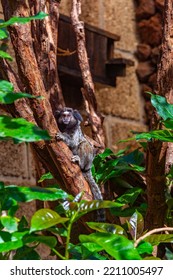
[55, 107, 105, 221]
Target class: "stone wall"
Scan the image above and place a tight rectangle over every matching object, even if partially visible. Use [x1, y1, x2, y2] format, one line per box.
[0, 1, 148, 186]
[135, 0, 164, 123]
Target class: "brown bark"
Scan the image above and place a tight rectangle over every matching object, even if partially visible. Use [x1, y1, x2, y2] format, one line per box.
[145, 0, 173, 230]
[71, 0, 105, 147]
[1, 0, 92, 200]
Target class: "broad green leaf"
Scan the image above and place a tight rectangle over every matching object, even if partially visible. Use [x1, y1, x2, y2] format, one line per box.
[0, 115, 50, 142]
[0, 12, 48, 28]
[0, 230, 28, 253]
[79, 233, 142, 260]
[128, 210, 144, 240]
[70, 200, 124, 221]
[136, 241, 153, 255]
[0, 216, 18, 232]
[81, 242, 104, 260]
[0, 185, 69, 209]
[144, 234, 173, 246]
[30, 209, 69, 232]
[149, 92, 173, 120]
[24, 235, 57, 248]
[87, 222, 127, 236]
[38, 172, 54, 182]
[0, 50, 12, 60]
[111, 203, 147, 217]
[0, 91, 43, 104]
[120, 149, 144, 166]
[135, 129, 173, 142]
[116, 187, 143, 205]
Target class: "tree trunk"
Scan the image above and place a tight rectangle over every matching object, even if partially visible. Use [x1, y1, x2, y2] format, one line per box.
[1, 0, 92, 200]
[145, 0, 173, 230]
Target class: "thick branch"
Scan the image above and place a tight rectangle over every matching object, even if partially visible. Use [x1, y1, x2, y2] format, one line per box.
[28, 0, 65, 111]
[71, 0, 105, 147]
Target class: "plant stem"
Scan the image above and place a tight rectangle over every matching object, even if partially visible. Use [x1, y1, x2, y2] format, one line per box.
[65, 221, 73, 259]
[51, 248, 66, 260]
[134, 227, 173, 247]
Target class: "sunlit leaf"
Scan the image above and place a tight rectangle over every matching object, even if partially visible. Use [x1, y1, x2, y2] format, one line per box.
[116, 187, 143, 205]
[0, 50, 12, 60]
[0, 115, 50, 142]
[30, 209, 69, 232]
[144, 234, 173, 246]
[128, 210, 144, 240]
[135, 129, 173, 142]
[0, 216, 18, 232]
[87, 222, 127, 236]
[79, 233, 142, 260]
[0, 12, 48, 28]
[38, 172, 54, 182]
[0, 230, 28, 253]
[136, 241, 153, 255]
[71, 200, 124, 221]
[0, 90, 43, 104]
[0, 185, 69, 210]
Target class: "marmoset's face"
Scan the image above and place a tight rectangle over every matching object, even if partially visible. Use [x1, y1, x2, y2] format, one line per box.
[60, 111, 74, 124]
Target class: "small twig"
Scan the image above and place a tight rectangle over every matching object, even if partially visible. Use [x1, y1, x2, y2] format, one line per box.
[134, 227, 173, 247]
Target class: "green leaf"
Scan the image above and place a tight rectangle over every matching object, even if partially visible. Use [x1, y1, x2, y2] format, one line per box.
[135, 129, 173, 142]
[81, 243, 103, 260]
[150, 92, 173, 120]
[0, 216, 18, 232]
[111, 203, 147, 217]
[120, 149, 144, 166]
[70, 200, 124, 221]
[0, 90, 42, 104]
[79, 233, 142, 260]
[38, 172, 54, 182]
[0, 230, 28, 253]
[0, 115, 50, 142]
[0, 80, 14, 92]
[0, 185, 69, 209]
[136, 241, 153, 255]
[0, 12, 48, 28]
[144, 234, 173, 246]
[87, 222, 127, 236]
[128, 210, 144, 240]
[30, 209, 69, 232]
[0, 50, 12, 60]
[116, 187, 143, 205]
[0, 29, 8, 40]
[24, 235, 57, 248]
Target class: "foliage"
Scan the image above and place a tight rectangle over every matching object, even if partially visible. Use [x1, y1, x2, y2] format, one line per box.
[0, 11, 173, 261]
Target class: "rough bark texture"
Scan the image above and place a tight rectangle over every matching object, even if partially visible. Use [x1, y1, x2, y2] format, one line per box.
[1, 0, 92, 201]
[71, 0, 105, 147]
[145, 0, 173, 230]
